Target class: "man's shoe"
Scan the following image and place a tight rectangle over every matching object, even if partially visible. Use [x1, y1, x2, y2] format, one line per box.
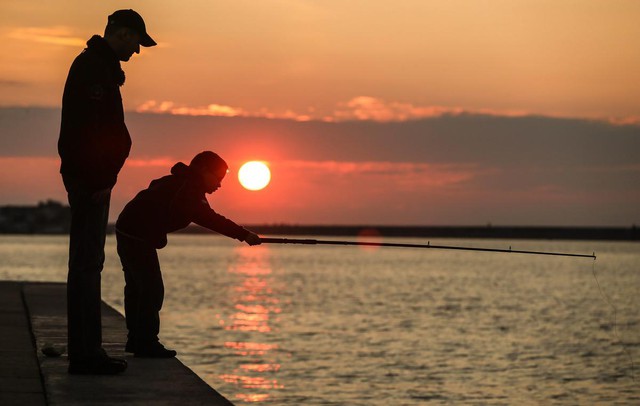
[68, 355, 127, 375]
[134, 342, 177, 358]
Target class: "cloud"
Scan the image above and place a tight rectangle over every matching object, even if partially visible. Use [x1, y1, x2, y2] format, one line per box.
[278, 160, 479, 187]
[0, 79, 28, 88]
[137, 96, 640, 125]
[135, 97, 527, 123]
[134, 96, 581, 124]
[331, 96, 459, 121]
[606, 116, 640, 126]
[136, 100, 245, 117]
[332, 96, 556, 122]
[136, 100, 312, 121]
[8, 26, 85, 47]
[333, 98, 640, 125]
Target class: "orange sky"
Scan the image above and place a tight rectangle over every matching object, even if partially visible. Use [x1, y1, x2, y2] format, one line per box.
[1, 1, 639, 122]
[0, 2, 639, 226]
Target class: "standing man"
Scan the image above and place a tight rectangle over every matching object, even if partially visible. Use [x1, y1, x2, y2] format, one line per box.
[58, 9, 156, 375]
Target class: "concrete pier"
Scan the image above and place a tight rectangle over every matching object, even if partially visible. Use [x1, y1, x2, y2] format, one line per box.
[0, 281, 234, 406]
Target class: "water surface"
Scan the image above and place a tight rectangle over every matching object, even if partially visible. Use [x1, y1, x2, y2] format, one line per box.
[1, 235, 638, 405]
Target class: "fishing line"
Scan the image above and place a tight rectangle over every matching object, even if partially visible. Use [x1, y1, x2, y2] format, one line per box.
[591, 259, 636, 382]
[261, 237, 596, 258]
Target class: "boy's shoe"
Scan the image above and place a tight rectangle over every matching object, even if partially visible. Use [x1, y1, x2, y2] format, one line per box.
[68, 355, 127, 375]
[134, 342, 177, 358]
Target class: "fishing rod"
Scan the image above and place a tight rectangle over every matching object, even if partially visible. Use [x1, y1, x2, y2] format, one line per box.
[260, 237, 596, 259]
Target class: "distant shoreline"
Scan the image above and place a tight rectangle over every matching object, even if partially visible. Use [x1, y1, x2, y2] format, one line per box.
[3, 201, 635, 240]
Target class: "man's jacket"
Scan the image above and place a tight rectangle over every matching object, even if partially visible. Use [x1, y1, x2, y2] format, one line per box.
[58, 35, 131, 192]
[116, 163, 250, 249]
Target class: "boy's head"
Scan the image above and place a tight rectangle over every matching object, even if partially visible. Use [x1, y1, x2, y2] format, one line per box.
[189, 151, 228, 193]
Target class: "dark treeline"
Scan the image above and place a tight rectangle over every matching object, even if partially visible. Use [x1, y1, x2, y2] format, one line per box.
[1, 201, 637, 240]
[0, 200, 70, 234]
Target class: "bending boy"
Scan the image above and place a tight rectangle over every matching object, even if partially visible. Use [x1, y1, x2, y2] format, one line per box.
[115, 151, 261, 357]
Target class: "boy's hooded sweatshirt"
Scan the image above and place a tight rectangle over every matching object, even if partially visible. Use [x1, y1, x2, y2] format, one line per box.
[116, 162, 249, 248]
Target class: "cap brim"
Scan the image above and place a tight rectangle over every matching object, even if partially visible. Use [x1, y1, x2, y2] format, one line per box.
[140, 33, 156, 47]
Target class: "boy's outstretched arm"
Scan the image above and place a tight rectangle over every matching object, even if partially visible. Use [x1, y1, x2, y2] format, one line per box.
[191, 201, 261, 246]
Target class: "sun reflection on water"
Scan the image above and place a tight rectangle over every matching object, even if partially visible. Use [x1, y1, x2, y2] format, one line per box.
[217, 245, 284, 403]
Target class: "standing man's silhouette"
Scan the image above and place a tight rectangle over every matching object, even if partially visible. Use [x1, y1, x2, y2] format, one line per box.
[58, 9, 156, 375]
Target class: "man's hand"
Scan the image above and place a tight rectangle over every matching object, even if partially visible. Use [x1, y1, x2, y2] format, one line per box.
[244, 232, 262, 246]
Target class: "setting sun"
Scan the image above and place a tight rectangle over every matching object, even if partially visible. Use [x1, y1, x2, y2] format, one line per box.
[238, 161, 271, 191]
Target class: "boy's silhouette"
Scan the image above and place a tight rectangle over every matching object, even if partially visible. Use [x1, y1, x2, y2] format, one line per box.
[116, 151, 261, 357]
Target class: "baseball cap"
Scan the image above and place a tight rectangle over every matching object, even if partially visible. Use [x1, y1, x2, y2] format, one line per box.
[108, 9, 156, 47]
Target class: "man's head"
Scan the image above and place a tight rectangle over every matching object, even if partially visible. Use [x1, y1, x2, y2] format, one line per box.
[104, 9, 156, 61]
[189, 151, 229, 193]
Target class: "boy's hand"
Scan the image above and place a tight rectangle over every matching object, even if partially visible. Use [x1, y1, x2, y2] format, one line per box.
[244, 232, 262, 246]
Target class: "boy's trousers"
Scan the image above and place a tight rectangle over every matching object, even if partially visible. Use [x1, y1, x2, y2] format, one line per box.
[116, 231, 164, 346]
